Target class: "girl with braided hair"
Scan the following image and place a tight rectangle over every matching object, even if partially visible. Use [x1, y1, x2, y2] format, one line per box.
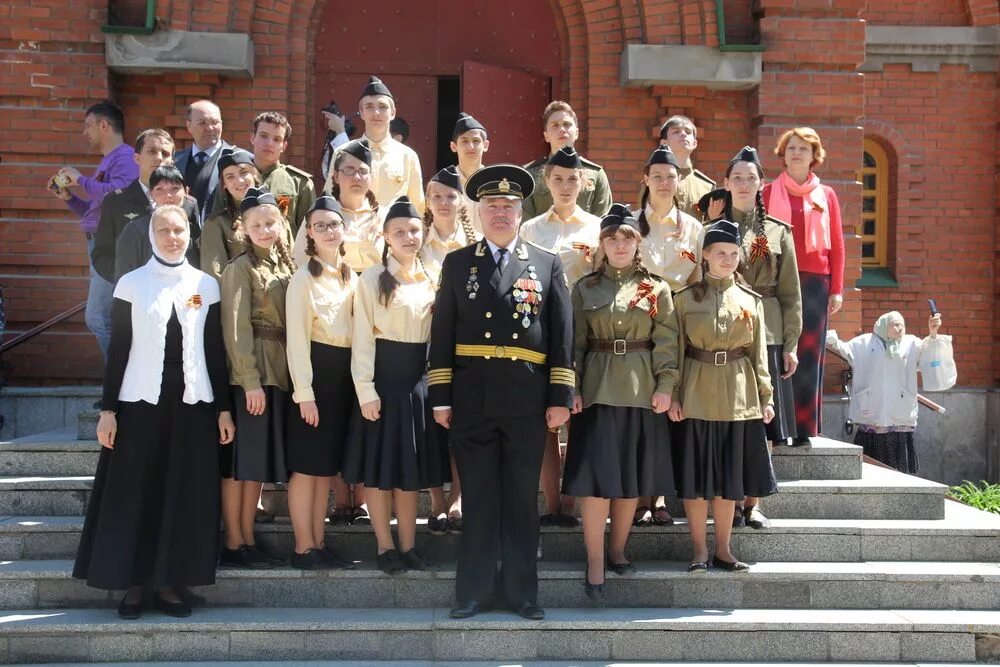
[284, 197, 358, 570]
[703, 147, 800, 529]
[420, 166, 479, 535]
[562, 203, 677, 603]
[219, 188, 295, 569]
[632, 145, 705, 528]
[342, 196, 450, 574]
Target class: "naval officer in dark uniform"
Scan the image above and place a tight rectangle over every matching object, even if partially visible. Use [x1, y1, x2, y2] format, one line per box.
[429, 164, 574, 620]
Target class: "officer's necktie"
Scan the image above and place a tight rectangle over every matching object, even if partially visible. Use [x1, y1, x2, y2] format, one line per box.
[490, 247, 508, 290]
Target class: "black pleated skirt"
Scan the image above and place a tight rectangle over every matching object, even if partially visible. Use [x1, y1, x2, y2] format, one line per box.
[231, 385, 289, 483]
[342, 339, 451, 491]
[855, 430, 918, 475]
[673, 418, 776, 501]
[286, 343, 356, 476]
[765, 344, 796, 442]
[73, 363, 221, 590]
[562, 404, 675, 499]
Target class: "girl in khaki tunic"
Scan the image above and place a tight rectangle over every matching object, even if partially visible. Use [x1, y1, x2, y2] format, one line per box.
[219, 188, 296, 568]
[284, 197, 358, 570]
[420, 166, 479, 536]
[562, 204, 677, 603]
[668, 219, 774, 572]
[704, 147, 799, 529]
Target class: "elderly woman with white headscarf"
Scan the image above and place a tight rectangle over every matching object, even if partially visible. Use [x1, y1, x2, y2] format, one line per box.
[826, 310, 955, 474]
[74, 204, 235, 620]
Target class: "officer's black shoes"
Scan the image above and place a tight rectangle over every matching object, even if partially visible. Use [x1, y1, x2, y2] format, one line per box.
[376, 549, 407, 575]
[450, 600, 489, 619]
[515, 601, 545, 620]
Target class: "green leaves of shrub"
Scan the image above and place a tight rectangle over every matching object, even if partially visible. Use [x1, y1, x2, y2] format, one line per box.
[949, 480, 1000, 514]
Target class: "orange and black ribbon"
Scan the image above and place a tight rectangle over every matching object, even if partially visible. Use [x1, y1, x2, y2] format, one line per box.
[186, 294, 203, 309]
[628, 279, 658, 318]
[749, 235, 770, 262]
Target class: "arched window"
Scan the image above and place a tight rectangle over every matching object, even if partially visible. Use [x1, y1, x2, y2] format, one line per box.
[860, 139, 889, 267]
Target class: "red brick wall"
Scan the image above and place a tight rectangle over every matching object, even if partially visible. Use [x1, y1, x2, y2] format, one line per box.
[862, 63, 998, 386]
[864, 0, 970, 26]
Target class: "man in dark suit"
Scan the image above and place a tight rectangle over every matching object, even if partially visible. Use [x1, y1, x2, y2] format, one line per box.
[173, 100, 230, 219]
[91, 129, 176, 283]
[114, 165, 201, 280]
[429, 164, 574, 621]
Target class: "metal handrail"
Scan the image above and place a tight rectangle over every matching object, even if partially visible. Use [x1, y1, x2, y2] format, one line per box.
[0, 301, 87, 354]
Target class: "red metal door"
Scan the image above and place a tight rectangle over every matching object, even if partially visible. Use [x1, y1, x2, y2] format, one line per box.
[461, 61, 551, 166]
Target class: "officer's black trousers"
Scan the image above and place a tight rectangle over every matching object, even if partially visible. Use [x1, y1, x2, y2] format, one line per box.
[451, 412, 547, 606]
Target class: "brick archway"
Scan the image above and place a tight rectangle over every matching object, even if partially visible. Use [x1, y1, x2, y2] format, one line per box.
[967, 0, 1000, 25]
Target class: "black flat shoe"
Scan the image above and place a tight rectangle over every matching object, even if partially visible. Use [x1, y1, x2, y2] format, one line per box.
[651, 507, 674, 526]
[427, 514, 449, 535]
[743, 506, 770, 530]
[399, 548, 437, 571]
[254, 507, 275, 524]
[291, 548, 331, 570]
[539, 513, 561, 527]
[732, 510, 746, 528]
[450, 600, 488, 619]
[687, 561, 709, 573]
[176, 586, 206, 608]
[606, 555, 634, 576]
[712, 556, 750, 572]
[515, 601, 545, 620]
[320, 544, 355, 569]
[153, 593, 191, 618]
[376, 549, 407, 575]
[352, 507, 372, 525]
[447, 515, 463, 534]
[556, 512, 580, 528]
[219, 545, 274, 569]
[584, 579, 606, 605]
[248, 543, 285, 566]
[328, 507, 353, 526]
[117, 594, 143, 620]
[791, 437, 812, 447]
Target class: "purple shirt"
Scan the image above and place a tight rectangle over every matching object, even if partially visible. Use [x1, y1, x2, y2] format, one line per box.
[65, 142, 139, 234]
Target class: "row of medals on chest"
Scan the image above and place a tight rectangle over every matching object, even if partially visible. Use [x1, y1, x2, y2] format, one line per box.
[466, 266, 543, 329]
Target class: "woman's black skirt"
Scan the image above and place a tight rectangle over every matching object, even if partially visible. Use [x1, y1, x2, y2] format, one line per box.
[73, 363, 221, 590]
[562, 404, 675, 499]
[792, 272, 831, 438]
[286, 343, 356, 477]
[342, 339, 451, 491]
[673, 418, 776, 501]
[231, 385, 289, 483]
[765, 344, 796, 443]
[855, 429, 918, 475]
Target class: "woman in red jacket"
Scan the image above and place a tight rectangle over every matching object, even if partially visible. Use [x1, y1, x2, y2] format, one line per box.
[763, 128, 844, 446]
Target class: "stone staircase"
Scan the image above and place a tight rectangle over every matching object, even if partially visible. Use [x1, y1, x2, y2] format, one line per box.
[0, 402, 999, 665]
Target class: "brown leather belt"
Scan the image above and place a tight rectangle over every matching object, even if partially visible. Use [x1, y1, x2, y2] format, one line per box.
[253, 324, 286, 343]
[755, 286, 777, 297]
[686, 346, 748, 366]
[588, 338, 653, 355]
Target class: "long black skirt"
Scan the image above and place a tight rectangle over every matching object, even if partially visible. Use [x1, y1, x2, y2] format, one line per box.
[673, 418, 776, 501]
[855, 429, 918, 475]
[342, 339, 451, 491]
[73, 365, 221, 590]
[286, 343, 356, 477]
[231, 385, 289, 483]
[792, 272, 830, 438]
[765, 344, 796, 442]
[562, 404, 675, 498]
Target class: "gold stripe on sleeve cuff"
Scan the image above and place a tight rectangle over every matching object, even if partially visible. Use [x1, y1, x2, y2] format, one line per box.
[427, 368, 453, 386]
[549, 368, 576, 386]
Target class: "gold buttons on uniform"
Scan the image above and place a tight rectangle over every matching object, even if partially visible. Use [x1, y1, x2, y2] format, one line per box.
[485, 332, 492, 339]
[512, 333, 519, 340]
[617, 320, 623, 325]
[485, 312, 492, 318]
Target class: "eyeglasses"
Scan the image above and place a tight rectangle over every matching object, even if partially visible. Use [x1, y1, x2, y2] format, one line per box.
[193, 118, 222, 128]
[311, 221, 343, 233]
[338, 167, 371, 179]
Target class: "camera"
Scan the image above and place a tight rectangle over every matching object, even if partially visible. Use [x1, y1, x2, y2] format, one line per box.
[322, 100, 355, 137]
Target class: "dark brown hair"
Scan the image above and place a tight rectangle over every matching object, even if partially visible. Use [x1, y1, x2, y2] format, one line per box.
[588, 224, 651, 285]
[330, 151, 379, 213]
[252, 111, 292, 140]
[304, 210, 350, 283]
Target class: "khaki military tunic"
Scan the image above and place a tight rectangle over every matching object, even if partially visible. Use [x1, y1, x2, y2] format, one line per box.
[671, 274, 772, 421]
[572, 265, 678, 409]
[221, 244, 293, 392]
[522, 155, 612, 220]
[519, 206, 601, 286]
[202, 209, 294, 282]
[731, 208, 803, 353]
[259, 161, 316, 237]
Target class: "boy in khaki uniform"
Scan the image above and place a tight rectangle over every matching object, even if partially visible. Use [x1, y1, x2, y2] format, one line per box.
[639, 115, 715, 219]
[250, 111, 316, 237]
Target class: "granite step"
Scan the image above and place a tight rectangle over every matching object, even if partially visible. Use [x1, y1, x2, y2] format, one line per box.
[0, 463, 941, 520]
[8, 663, 989, 667]
[1, 501, 997, 563]
[0, 433, 862, 481]
[0, 607, 996, 663]
[3, 559, 1000, 611]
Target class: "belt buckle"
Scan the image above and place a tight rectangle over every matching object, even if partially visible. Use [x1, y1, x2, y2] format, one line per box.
[613, 339, 627, 355]
[714, 351, 727, 366]
[494, 345, 507, 359]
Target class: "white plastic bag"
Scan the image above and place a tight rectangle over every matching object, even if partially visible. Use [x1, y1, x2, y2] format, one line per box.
[919, 334, 957, 392]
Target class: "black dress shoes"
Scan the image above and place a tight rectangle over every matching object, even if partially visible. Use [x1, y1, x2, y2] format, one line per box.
[117, 595, 143, 620]
[153, 593, 192, 618]
[515, 601, 545, 620]
[450, 600, 489, 619]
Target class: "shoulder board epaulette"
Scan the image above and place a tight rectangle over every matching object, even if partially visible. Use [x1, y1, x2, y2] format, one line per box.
[284, 164, 314, 179]
[764, 213, 791, 229]
[579, 156, 604, 170]
[644, 271, 668, 284]
[524, 239, 556, 255]
[673, 283, 697, 295]
[737, 283, 763, 298]
[692, 169, 715, 186]
[579, 269, 601, 281]
[523, 157, 547, 170]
